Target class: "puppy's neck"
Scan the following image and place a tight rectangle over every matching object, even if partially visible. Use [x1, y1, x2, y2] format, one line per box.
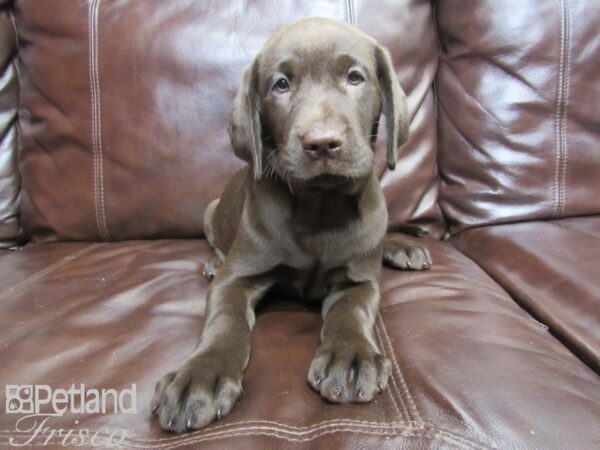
[286, 174, 380, 234]
[250, 171, 384, 234]
[292, 192, 359, 233]
[290, 175, 369, 200]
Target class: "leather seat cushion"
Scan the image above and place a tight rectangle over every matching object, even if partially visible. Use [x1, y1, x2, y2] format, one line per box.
[1, 238, 599, 449]
[452, 216, 600, 372]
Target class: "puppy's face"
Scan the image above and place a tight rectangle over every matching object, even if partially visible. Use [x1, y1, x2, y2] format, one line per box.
[259, 23, 381, 186]
[229, 18, 409, 189]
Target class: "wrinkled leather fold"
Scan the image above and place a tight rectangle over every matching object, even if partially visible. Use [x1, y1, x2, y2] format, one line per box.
[0, 7, 23, 248]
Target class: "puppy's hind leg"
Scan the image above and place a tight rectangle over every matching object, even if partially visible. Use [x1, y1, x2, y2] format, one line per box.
[203, 199, 225, 282]
[383, 236, 432, 271]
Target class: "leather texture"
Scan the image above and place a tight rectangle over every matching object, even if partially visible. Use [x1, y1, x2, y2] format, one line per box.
[435, 0, 600, 235]
[1, 239, 599, 449]
[2, 1, 600, 448]
[0, 6, 23, 248]
[453, 216, 600, 373]
[15, 0, 444, 243]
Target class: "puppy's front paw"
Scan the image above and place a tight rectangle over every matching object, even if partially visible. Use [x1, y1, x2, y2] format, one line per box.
[308, 341, 391, 403]
[151, 353, 243, 433]
[383, 239, 432, 271]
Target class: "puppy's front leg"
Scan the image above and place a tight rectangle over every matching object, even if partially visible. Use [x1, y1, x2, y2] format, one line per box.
[152, 269, 272, 433]
[308, 281, 391, 403]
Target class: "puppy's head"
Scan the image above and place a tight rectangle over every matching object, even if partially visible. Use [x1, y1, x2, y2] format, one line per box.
[229, 17, 409, 189]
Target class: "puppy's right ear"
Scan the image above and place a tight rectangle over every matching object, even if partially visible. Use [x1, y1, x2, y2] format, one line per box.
[375, 45, 409, 171]
[228, 59, 263, 180]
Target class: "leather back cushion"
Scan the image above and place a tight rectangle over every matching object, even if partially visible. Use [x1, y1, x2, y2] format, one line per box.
[436, 0, 600, 234]
[15, 0, 444, 242]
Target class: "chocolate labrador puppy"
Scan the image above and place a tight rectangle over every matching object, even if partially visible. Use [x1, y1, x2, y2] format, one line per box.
[152, 17, 431, 433]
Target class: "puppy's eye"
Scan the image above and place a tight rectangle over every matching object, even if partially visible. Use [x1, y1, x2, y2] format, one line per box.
[347, 71, 365, 85]
[273, 78, 290, 93]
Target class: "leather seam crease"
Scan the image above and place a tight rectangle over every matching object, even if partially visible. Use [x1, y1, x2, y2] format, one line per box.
[375, 320, 410, 423]
[552, 0, 571, 219]
[0, 422, 490, 449]
[378, 313, 424, 425]
[88, 0, 111, 241]
[0, 243, 103, 300]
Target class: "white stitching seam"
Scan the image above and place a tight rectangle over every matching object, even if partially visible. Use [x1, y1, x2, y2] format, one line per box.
[95, 0, 110, 241]
[553, 0, 569, 219]
[89, 0, 111, 241]
[88, 0, 101, 239]
[0, 424, 489, 449]
[559, 0, 571, 218]
[0, 429, 465, 449]
[375, 319, 410, 423]
[378, 313, 424, 425]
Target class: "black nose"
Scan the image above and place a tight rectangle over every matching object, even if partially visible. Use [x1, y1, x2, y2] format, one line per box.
[301, 127, 343, 159]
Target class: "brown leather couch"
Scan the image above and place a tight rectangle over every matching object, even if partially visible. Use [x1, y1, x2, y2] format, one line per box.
[1, 1, 599, 449]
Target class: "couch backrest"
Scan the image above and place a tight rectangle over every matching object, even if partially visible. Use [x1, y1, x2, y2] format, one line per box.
[14, 0, 444, 243]
[435, 0, 600, 235]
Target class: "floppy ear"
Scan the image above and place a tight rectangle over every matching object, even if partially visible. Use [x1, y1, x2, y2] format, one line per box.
[375, 45, 409, 171]
[228, 59, 263, 180]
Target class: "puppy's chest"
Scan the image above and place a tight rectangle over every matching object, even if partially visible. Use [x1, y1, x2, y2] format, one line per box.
[290, 209, 368, 264]
[272, 261, 348, 301]
[291, 194, 358, 234]
[267, 188, 386, 299]
[275, 226, 374, 300]
[285, 221, 366, 272]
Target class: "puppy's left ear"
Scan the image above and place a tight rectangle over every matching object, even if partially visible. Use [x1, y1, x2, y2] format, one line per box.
[229, 59, 264, 180]
[375, 45, 409, 171]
